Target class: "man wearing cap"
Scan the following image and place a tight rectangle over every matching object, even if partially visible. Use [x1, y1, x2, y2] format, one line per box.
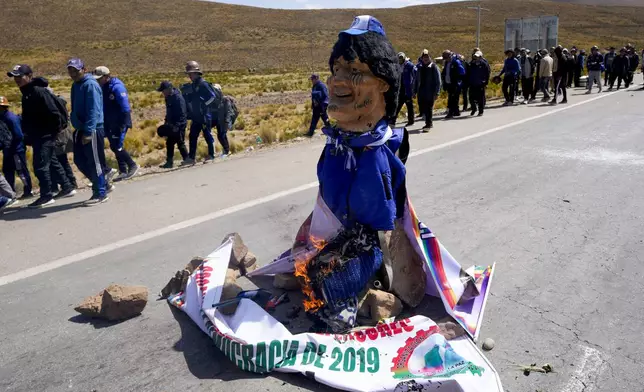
[538, 49, 553, 102]
[468, 51, 490, 116]
[394, 53, 416, 126]
[94, 66, 139, 180]
[307, 74, 330, 136]
[157, 81, 189, 168]
[519, 48, 535, 103]
[609, 48, 630, 90]
[441, 50, 466, 118]
[68, 58, 109, 205]
[184, 61, 218, 164]
[9, 64, 74, 207]
[498, 49, 521, 106]
[0, 96, 33, 198]
[604, 47, 616, 87]
[211, 83, 232, 156]
[626, 48, 639, 87]
[414, 49, 441, 129]
[585, 46, 604, 94]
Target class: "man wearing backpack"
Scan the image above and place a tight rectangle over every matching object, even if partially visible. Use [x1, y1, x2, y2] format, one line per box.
[68, 58, 109, 205]
[183, 61, 218, 164]
[212, 84, 232, 157]
[94, 66, 139, 181]
[0, 96, 33, 199]
[157, 81, 189, 168]
[8, 64, 75, 208]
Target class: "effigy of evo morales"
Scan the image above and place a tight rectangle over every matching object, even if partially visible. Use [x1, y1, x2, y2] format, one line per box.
[166, 15, 501, 392]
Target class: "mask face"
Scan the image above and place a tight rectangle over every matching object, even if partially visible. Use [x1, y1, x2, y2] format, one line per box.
[327, 56, 388, 132]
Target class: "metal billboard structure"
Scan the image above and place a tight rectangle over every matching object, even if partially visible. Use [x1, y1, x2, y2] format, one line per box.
[505, 16, 558, 53]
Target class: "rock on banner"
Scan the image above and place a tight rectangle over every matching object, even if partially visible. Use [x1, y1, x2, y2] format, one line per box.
[168, 239, 503, 391]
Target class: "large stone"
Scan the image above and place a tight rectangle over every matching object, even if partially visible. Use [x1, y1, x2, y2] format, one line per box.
[222, 233, 248, 268]
[358, 289, 403, 323]
[273, 273, 301, 290]
[101, 284, 149, 321]
[160, 257, 205, 298]
[238, 251, 257, 275]
[437, 321, 466, 340]
[75, 284, 148, 321]
[386, 224, 426, 308]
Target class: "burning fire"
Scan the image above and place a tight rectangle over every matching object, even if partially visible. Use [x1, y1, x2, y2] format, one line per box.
[294, 235, 327, 312]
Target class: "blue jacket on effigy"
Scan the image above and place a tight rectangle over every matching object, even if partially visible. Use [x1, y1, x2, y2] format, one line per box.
[318, 119, 406, 232]
[102, 77, 132, 130]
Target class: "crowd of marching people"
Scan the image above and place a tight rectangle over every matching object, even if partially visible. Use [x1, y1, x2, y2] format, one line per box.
[0, 59, 238, 211]
[1, 43, 641, 212]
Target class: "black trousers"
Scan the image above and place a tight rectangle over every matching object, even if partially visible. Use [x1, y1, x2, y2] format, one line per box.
[51, 152, 77, 191]
[166, 126, 188, 163]
[574, 69, 582, 87]
[395, 95, 414, 124]
[2, 148, 32, 195]
[417, 96, 435, 126]
[604, 71, 611, 86]
[468, 85, 486, 114]
[609, 72, 628, 89]
[531, 75, 540, 100]
[461, 85, 469, 111]
[521, 77, 534, 100]
[446, 84, 461, 116]
[309, 105, 330, 135]
[553, 75, 567, 101]
[502, 76, 516, 103]
[567, 69, 574, 87]
[33, 137, 71, 199]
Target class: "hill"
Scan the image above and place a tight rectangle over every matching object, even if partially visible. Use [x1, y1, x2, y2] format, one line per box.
[552, 0, 643, 6]
[1, 0, 643, 75]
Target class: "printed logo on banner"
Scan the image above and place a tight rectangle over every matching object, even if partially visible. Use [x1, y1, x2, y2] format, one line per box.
[390, 327, 484, 379]
[195, 263, 213, 299]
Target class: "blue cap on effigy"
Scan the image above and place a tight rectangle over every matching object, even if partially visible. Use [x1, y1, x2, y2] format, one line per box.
[341, 15, 386, 37]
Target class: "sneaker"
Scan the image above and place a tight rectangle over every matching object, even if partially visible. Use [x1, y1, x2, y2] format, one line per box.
[585, 90, 592, 94]
[28, 197, 55, 209]
[113, 172, 128, 182]
[0, 198, 18, 212]
[54, 188, 77, 199]
[159, 162, 173, 169]
[560, 99, 568, 104]
[220, 152, 230, 158]
[84, 195, 109, 206]
[125, 165, 140, 179]
[405, 121, 414, 127]
[107, 183, 116, 193]
[105, 168, 118, 182]
[203, 156, 215, 164]
[470, 109, 476, 116]
[181, 158, 195, 166]
[477, 112, 484, 116]
[19, 192, 35, 200]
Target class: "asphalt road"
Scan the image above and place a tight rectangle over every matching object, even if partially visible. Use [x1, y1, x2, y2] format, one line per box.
[2, 85, 644, 392]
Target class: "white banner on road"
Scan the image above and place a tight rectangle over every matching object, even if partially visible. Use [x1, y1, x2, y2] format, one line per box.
[169, 238, 503, 392]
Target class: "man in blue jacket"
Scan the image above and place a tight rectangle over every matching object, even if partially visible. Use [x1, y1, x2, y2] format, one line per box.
[394, 52, 416, 126]
[498, 49, 521, 105]
[585, 46, 604, 94]
[468, 51, 490, 116]
[0, 96, 33, 198]
[68, 58, 109, 205]
[94, 66, 139, 181]
[157, 81, 189, 168]
[184, 61, 217, 164]
[307, 74, 330, 136]
[441, 50, 466, 118]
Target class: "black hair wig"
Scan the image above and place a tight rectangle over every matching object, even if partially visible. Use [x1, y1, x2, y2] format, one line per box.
[329, 31, 400, 120]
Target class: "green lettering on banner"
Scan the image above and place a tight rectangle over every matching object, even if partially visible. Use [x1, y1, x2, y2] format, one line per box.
[213, 333, 222, 349]
[256, 342, 267, 372]
[357, 348, 366, 373]
[367, 347, 380, 373]
[301, 342, 316, 365]
[281, 341, 299, 367]
[329, 347, 342, 371]
[314, 344, 327, 369]
[343, 347, 356, 372]
[223, 338, 231, 358]
[233, 342, 242, 369]
[268, 340, 282, 370]
[241, 344, 255, 372]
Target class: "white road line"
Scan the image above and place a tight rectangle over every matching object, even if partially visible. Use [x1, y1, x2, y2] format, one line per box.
[559, 346, 606, 392]
[0, 90, 623, 287]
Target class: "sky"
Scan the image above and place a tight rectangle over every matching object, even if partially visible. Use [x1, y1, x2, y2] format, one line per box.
[206, 0, 458, 10]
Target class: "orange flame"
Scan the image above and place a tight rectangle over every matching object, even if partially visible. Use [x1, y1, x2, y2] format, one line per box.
[294, 236, 328, 312]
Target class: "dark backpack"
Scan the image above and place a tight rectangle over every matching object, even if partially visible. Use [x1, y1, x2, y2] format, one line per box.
[0, 120, 12, 150]
[180, 83, 195, 120]
[226, 95, 239, 124]
[46, 90, 69, 131]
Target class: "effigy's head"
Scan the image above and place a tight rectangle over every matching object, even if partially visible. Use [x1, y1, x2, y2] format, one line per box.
[327, 16, 400, 132]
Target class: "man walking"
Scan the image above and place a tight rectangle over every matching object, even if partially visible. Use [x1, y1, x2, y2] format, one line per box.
[68, 58, 109, 205]
[586, 46, 603, 94]
[94, 66, 139, 181]
[531, 50, 542, 101]
[574, 49, 586, 88]
[468, 51, 490, 116]
[519, 48, 535, 103]
[184, 61, 218, 164]
[0, 96, 33, 198]
[609, 48, 630, 90]
[212, 83, 233, 156]
[307, 73, 330, 136]
[626, 48, 639, 87]
[568, 47, 578, 88]
[8, 64, 74, 208]
[157, 81, 188, 168]
[538, 49, 553, 102]
[552, 46, 568, 104]
[414, 49, 441, 130]
[604, 47, 616, 87]
[498, 49, 521, 106]
[441, 50, 465, 118]
[394, 53, 416, 126]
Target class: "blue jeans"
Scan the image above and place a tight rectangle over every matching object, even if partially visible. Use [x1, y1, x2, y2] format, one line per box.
[74, 129, 107, 198]
[2, 148, 32, 195]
